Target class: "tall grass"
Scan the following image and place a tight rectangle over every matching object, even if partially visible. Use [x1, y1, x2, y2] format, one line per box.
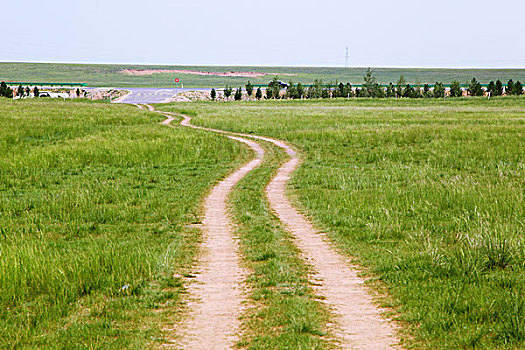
[161, 96, 525, 349]
[0, 99, 248, 347]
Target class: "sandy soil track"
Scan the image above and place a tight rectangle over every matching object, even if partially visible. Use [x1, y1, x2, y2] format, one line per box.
[143, 104, 263, 349]
[142, 104, 399, 349]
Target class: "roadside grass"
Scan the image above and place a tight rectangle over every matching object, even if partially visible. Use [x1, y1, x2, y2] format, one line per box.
[0, 99, 249, 348]
[161, 97, 525, 349]
[230, 140, 331, 349]
[2, 62, 525, 88]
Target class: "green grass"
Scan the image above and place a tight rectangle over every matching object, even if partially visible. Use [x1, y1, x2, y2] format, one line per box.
[159, 96, 525, 349]
[2, 62, 525, 88]
[0, 99, 249, 348]
[231, 140, 330, 349]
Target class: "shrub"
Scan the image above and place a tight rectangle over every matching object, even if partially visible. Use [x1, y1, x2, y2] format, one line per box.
[385, 83, 395, 97]
[495, 80, 504, 96]
[506, 80, 514, 96]
[210, 88, 216, 100]
[487, 81, 496, 96]
[450, 80, 462, 97]
[224, 85, 233, 100]
[396, 75, 406, 98]
[246, 81, 253, 97]
[287, 81, 297, 99]
[33, 86, 39, 98]
[513, 81, 523, 95]
[434, 82, 445, 98]
[17, 84, 24, 97]
[403, 84, 414, 98]
[468, 78, 484, 96]
[296, 83, 305, 98]
[255, 87, 262, 100]
[234, 87, 242, 101]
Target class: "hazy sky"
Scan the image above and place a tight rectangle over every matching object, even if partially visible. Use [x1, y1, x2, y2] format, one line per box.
[2, 0, 524, 68]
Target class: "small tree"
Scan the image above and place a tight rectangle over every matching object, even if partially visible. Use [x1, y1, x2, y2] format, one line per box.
[385, 83, 395, 97]
[17, 84, 24, 97]
[0, 82, 7, 97]
[234, 87, 242, 101]
[246, 81, 253, 97]
[423, 84, 431, 98]
[506, 80, 514, 96]
[255, 87, 262, 100]
[296, 83, 305, 99]
[468, 78, 484, 96]
[433, 82, 445, 98]
[403, 84, 413, 98]
[33, 86, 40, 98]
[210, 88, 217, 100]
[224, 85, 233, 100]
[396, 75, 406, 98]
[286, 81, 296, 99]
[76, 88, 81, 97]
[487, 81, 495, 96]
[450, 80, 462, 97]
[25, 86, 31, 96]
[495, 80, 504, 96]
[513, 81, 523, 95]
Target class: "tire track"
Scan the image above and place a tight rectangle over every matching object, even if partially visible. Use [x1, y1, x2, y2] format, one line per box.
[141, 104, 263, 349]
[144, 104, 399, 349]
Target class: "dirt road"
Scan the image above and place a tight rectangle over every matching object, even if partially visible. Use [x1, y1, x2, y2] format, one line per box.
[143, 104, 400, 349]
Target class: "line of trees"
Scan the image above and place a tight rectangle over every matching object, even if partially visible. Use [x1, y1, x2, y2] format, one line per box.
[0, 82, 41, 98]
[236, 70, 523, 100]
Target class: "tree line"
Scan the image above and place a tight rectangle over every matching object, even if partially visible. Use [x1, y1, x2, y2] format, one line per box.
[0, 82, 40, 98]
[213, 69, 523, 100]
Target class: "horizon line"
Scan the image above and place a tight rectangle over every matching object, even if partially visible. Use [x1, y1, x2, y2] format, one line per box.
[1, 61, 524, 70]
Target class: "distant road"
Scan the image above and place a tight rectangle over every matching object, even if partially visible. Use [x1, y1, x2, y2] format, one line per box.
[85, 87, 210, 104]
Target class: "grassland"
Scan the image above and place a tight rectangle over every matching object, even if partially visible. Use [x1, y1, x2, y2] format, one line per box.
[1, 62, 524, 88]
[0, 99, 249, 348]
[159, 97, 525, 349]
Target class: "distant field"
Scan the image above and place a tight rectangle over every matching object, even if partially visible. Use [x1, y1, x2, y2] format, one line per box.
[0, 99, 248, 348]
[1, 62, 524, 88]
[160, 97, 525, 349]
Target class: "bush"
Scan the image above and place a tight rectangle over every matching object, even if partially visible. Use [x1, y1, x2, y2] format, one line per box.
[468, 78, 484, 96]
[296, 83, 305, 98]
[210, 88, 216, 100]
[513, 81, 523, 95]
[234, 87, 242, 101]
[33, 86, 39, 98]
[246, 81, 253, 97]
[506, 80, 514, 96]
[396, 75, 406, 98]
[450, 80, 462, 97]
[495, 80, 504, 96]
[386, 83, 395, 97]
[434, 82, 445, 98]
[17, 84, 24, 97]
[224, 85, 233, 100]
[0, 81, 13, 98]
[255, 87, 262, 100]
[487, 81, 496, 96]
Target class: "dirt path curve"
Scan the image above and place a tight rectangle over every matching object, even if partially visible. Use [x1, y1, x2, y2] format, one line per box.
[144, 104, 399, 349]
[141, 104, 264, 350]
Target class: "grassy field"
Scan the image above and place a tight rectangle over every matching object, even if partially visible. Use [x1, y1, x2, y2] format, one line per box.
[0, 99, 249, 348]
[1, 62, 524, 88]
[159, 97, 525, 349]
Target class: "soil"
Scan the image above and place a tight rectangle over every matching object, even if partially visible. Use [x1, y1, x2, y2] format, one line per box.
[121, 69, 296, 78]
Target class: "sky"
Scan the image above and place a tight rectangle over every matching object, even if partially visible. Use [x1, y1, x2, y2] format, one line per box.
[2, 0, 524, 68]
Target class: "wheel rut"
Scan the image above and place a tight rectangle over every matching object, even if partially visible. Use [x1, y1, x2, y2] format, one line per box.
[142, 104, 263, 349]
[142, 104, 400, 349]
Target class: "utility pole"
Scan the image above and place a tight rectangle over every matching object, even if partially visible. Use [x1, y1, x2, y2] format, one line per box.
[345, 46, 349, 68]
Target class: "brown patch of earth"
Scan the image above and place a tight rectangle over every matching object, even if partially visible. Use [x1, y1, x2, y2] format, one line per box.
[120, 69, 296, 78]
